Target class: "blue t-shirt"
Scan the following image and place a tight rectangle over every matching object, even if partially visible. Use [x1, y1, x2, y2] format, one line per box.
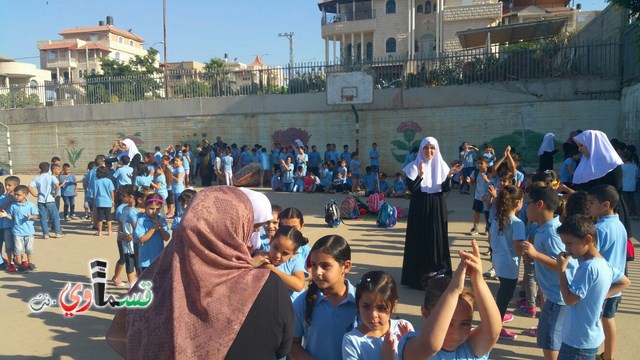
[94, 178, 115, 208]
[260, 152, 271, 170]
[222, 156, 233, 172]
[621, 162, 638, 192]
[397, 332, 489, 360]
[7, 201, 38, 237]
[320, 168, 332, 187]
[271, 176, 281, 191]
[116, 204, 135, 254]
[350, 159, 361, 175]
[337, 167, 348, 184]
[309, 151, 321, 168]
[515, 171, 525, 186]
[560, 157, 577, 184]
[293, 280, 358, 359]
[473, 171, 489, 202]
[276, 256, 307, 302]
[240, 151, 251, 167]
[134, 214, 169, 268]
[341, 151, 351, 166]
[490, 215, 525, 279]
[113, 165, 133, 187]
[362, 173, 376, 191]
[297, 153, 309, 175]
[134, 174, 153, 187]
[59, 174, 77, 197]
[562, 257, 623, 349]
[379, 180, 390, 193]
[282, 163, 294, 184]
[369, 149, 380, 167]
[87, 167, 98, 199]
[172, 166, 185, 195]
[394, 179, 406, 193]
[460, 149, 476, 168]
[272, 149, 281, 165]
[595, 214, 627, 297]
[343, 319, 414, 360]
[154, 151, 163, 166]
[29, 173, 58, 203]
[0, 194, 13, 229]
[534, 216, 577, 305]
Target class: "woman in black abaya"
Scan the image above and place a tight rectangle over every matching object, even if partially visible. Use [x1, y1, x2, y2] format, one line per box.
[401, 137, 463, 289]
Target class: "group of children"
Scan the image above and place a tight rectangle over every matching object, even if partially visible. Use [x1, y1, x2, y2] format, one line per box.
[458, 139, 632, 359]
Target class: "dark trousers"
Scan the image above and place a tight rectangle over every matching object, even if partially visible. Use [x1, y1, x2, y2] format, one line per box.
[496, 276, 518, 319]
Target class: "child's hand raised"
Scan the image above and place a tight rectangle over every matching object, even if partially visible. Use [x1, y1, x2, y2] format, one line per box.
[556, 251, 571, 272]
[381, 329, 398, 360]
[450, 258, 468, 294]
[459, 239, 483, 283]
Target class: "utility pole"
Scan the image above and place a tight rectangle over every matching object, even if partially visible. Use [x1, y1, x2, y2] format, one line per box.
[163, 0, 168, 99]
[278, 32, 294, 83]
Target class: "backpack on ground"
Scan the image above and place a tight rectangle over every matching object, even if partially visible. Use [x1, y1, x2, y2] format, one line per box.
[367, 193, 385, 213]
[340, 196, 359, 219]
[376, 202, 398, 228]
[325, 199, 341, 227]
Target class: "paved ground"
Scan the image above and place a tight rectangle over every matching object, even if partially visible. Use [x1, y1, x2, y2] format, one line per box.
[0, 176, 638, 359]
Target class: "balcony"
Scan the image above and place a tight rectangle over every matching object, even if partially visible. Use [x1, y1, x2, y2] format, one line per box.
[321, 10, 376, 37]
[44, 59, 79, 69]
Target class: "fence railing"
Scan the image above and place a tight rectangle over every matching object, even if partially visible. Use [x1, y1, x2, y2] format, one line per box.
[0, 42, 621, 110]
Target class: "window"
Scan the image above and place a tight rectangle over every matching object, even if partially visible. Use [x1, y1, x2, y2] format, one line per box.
[366, 42, 373, 61]
[29, 80, 38, 89]
[118, 36, 123, 44]
[47, 51, 56, 60]
[417, 4, 423, 13]
[425, 1, 432, 14]
[357, 43, 362, 62]
[386, 0, 396, 14]
[386, 38, 396, 53]
[129, 40, 134, 46]
[115, 52, 121, 60]
[78, 70, 83, 78]
[89, 35, 98, 41]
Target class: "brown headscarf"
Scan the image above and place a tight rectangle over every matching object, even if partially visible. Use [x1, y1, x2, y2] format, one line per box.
[106, 186, 270, 359]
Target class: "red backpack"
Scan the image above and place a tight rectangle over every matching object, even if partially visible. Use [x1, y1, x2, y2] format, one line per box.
[367, 193, 384, 213]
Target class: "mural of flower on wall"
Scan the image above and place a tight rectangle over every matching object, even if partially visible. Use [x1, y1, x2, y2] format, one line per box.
[487, 129, 562, 167]
[65, 138, 84, 168]
[272, 128, 312, 147]
[391, 121, 423, 163]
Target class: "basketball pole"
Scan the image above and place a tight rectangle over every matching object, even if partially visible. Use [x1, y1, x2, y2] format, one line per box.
[351, 105, 359, 154]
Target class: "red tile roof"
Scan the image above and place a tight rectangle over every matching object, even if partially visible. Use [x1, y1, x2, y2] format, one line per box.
[59, 25, 144, 43]
[78, 43, 110, 51]
[39, 43, 78, 50]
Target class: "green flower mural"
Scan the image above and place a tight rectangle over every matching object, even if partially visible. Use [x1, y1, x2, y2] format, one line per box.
[64, 138, 84, 168]
[391, 121, 423, 163]
[487, 130, 562, 167]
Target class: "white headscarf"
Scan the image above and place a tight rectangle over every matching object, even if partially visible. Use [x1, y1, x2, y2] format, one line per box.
[403, 137, 450, 193]
[572, 130, 623, 185]
[537, 133, 555, 156]
[239, 188, 274, 250]
[120, 138, 141, 160]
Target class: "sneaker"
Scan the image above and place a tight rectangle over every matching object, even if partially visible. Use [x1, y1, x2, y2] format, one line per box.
[28, 263, 38, 271]
[499, 328, 518, 340]
[527, 326, 538, 337]
[42, 235, 50, 239]
[502, 313, 514, 323]
[518, 305, 537, 318]
[516, 298, 527, 308]
[483, 267, 496, 278]
[85, 215, 91, 220]
[469, 226, 479, 236]
[70, 215, 79, 220]
[54, 233, 64, 238]
[64, 216, 70, 221]
[17, 263, 29, 272]
[7, 264, 17, 273]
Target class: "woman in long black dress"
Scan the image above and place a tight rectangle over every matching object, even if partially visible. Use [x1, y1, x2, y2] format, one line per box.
[571, 130, 630, 233]
[401, 137, 463, 289]
[537, 133, 558, 172]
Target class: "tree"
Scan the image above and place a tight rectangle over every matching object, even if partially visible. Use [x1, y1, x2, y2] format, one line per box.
[0, 91, 41, 109]
[85, 48, 162, 103]
[204, 57, 228, 96]
[607, 0, 639, 17]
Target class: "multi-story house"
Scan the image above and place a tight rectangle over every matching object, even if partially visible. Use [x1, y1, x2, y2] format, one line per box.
[318, 0, 503, 63]
[37, 16, 146, 83]
[0, 56, 52, 105]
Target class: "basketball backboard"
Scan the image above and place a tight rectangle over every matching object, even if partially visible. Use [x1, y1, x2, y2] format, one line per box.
[326, 72, 374, 105]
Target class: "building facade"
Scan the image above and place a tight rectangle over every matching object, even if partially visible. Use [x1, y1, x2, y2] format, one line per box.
[318, 0, 503, 63]
[37, 16, 146, 83]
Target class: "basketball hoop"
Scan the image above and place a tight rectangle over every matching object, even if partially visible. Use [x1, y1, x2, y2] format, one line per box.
[342, 95, 354, 102]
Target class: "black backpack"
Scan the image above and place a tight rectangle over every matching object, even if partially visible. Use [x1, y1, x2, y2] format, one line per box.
[324, 199, 341, 228]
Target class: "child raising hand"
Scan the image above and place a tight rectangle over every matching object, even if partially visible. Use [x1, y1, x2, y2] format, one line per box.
[398, 240, 502, 360]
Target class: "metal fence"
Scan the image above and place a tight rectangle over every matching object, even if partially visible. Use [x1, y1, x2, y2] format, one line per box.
[623, 23, 640, 86]
[0, 41, 621, 110]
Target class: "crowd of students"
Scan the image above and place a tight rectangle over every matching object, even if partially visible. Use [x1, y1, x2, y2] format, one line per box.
[0, 130, 634, 360]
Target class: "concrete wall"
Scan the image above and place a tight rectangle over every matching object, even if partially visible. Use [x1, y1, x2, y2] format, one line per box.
[0, 77, 622, 174]
[621, 82, 640, 145]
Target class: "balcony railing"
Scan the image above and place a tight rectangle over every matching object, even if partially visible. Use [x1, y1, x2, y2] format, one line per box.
[322, 9, 376, 25]
[0, 42, 621, 110]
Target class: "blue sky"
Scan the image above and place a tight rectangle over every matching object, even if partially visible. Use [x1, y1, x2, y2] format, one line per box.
[0, 0, 610, 68]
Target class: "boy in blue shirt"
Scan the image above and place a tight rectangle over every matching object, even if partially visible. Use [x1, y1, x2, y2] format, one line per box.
[378, 172, 391, 196]
[559, 150, 580, 187]
[556, 215, 630, 360]
[28, 162, 62, 239]
[59, 163, 78, 221]
[340, 145, 351, 168]
[369, 142, 380, 173]
[521, 185, 577, 360]
[468, 157, 490, 235]
[308, 145, 321, 176]
[112, 155, 133, 188]
[0, 176, 20, 271]
[94, 166, 115, 236]
[587, 185, 628, 360]
[391, 172, 407, 198]
[361, 166, 378, 196]
[0, 185, 39, 272]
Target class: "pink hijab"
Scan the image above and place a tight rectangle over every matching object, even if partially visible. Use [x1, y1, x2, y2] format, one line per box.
[106, 186, 269, 359]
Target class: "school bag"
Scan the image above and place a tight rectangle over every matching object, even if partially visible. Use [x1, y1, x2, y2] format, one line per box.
[340, 196, 359, 219]
[376, 202, 398, 228]
[627, 237, 635, 262]
[303, 176, 313, 192]
[367, 193, 385, 213]
[325, 199, 341, 227]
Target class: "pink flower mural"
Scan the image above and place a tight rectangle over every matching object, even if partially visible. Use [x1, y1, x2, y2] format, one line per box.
[391, 121, 423, 163]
